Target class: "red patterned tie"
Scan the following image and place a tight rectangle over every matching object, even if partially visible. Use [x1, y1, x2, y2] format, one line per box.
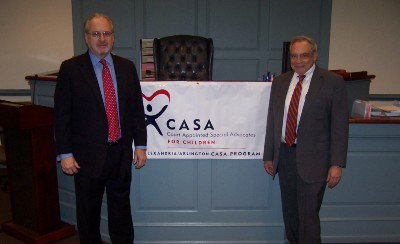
[285, 75, 305, 147]
[100, 59, 120, 142]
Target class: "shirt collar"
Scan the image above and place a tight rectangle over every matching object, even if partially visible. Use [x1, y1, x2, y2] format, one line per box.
[295, 63, 316, 82]
[88, 50, 113, 67]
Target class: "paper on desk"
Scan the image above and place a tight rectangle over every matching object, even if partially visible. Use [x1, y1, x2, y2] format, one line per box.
[371, 105, 400, 116]
[375, 105, 400, 111]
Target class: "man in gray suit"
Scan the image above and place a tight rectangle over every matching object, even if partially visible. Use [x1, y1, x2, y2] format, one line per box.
[263, 35, 348, 244]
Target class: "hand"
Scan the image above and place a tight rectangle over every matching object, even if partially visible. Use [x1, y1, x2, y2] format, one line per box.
[264, 161, 274, 176]
[61, 156, 80, 175]
[133, 148, 147, 169]
[326, 165, 342, 188]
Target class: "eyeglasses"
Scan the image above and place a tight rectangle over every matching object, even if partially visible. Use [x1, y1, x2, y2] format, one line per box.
[87, 31, 113, 39]
[290, 52, 313, 60]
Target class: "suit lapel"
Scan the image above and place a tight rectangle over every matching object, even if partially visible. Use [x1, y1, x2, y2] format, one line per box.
[276, 72, 294, 132]
[298, 67, 324, 127]
[78, 52, 107, 118]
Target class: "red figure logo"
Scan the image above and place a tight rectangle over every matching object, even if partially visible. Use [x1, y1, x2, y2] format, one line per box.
[142, 89, 170, 135]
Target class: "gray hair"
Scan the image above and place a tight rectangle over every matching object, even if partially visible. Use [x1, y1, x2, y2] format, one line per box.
[83, 13, 114, 33]
[290, 35, 318, 54]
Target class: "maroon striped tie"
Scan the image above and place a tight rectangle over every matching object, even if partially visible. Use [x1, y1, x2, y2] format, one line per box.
[100, 59, 120, 142]
[285, 75, 305, 147]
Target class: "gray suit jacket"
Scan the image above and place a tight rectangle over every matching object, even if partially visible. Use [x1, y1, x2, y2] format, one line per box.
[263, 67, 349, 183]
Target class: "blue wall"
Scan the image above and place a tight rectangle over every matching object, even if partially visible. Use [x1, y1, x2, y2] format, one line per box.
[72, 0, 332, 81]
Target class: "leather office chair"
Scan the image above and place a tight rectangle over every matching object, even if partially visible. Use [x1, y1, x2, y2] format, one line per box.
[153, 35, 214, 81]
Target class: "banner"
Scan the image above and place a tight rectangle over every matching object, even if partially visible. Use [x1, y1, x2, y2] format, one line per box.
[141, 81, 271, 159]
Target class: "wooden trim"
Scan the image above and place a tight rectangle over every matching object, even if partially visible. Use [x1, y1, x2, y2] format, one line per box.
[330, 69, 376, 81]
[25, 71, 58, 82]
[0, 89, 30, 96]
[349, 117, 400, 124]
[369, 94, 400, 101]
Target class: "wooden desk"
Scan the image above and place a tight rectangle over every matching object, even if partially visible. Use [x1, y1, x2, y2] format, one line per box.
[25, 72, 400, 243]
[0, 100, 75, 243]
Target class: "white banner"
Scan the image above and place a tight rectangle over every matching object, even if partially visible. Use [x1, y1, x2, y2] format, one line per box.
[141, 81, 271, 159]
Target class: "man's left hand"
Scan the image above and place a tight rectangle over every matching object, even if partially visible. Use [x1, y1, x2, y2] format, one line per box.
[133, 148, 147, 169]
[326, 165, 342, 189]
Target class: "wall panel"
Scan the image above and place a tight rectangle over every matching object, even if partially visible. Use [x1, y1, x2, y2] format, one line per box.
[144, 0, 198, 37]
[211, 160, 270, 210]
[135, 159, 199, 210]
[213, 59, 259, 80]
[269, 0, 323, 50]
[208, 0, 260, 49]
[72, 0, 332, 80]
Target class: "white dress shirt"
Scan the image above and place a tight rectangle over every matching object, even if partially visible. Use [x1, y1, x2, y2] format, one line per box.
[281, 64, 316, 143]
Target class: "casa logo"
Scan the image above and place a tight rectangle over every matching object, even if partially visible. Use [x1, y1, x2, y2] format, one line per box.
[142, 89, 214, 136]
[142, 89, 170, 136]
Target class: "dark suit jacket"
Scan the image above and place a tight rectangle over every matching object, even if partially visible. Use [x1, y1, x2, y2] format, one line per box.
[54, 52, 147, 178]
[263, 67, 349, 183]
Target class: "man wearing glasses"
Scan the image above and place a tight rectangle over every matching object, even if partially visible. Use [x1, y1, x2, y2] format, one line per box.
[54, 13, 147, 243]
[263, 35, 349, 243]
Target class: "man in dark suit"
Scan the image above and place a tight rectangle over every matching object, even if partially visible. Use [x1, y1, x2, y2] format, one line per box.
[54, 13, 147, 243]
[263, 35, 348, 244]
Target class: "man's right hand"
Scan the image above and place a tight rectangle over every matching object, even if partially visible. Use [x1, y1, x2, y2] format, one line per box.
[264, 161, 274, 176]
[61, 156, 80, 175]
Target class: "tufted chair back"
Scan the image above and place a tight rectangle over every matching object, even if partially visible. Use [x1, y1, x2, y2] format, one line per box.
[153, 35, 214, 81]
